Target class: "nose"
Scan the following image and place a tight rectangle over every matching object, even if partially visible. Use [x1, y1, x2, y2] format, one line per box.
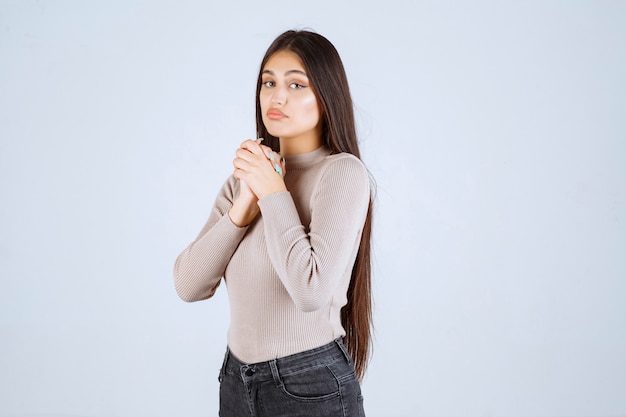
[271, 86, 287, 105]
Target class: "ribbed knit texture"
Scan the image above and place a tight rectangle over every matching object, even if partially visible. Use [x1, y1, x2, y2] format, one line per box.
[174, 146, 370, 363]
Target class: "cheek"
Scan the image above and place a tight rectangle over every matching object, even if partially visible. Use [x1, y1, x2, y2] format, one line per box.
[259, 91, 270, 111]
[301, 94, 320, 123]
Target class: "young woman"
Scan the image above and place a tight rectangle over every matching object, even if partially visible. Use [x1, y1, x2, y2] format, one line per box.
[174, 29, 373, 417]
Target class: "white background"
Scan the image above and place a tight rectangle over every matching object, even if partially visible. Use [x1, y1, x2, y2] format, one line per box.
[1, 1, 625, 416]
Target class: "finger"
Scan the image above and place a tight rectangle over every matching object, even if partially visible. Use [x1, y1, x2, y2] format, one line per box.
[272, 152, 286, 176]
[233, 155, 253, 173]
[273, 162, 284, 176]
[259, 144, 273, 160]
[235, 147, 264, 164]
[239, 138, 256, 147]
[239, 139, 264, 156]
[269, 152, 285, 176]
[235, 148, 250, 161]
[233, 165, 252, 181]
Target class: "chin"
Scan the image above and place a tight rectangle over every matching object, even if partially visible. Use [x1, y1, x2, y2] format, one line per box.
[264, 124, 288, 139]
[262, 120, 280, 137]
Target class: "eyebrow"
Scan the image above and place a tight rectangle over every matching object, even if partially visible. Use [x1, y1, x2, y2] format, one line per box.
[262, 69, 308, 77]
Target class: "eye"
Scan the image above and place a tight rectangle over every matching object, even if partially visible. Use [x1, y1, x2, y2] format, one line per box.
[289, 82, 306, 89]
[262, 80, 275, 88]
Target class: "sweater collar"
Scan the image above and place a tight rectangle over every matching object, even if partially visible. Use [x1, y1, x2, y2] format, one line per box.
[283, 146, 331, 170]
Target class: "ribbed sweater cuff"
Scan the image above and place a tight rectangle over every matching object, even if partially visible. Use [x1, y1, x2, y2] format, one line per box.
[257, 191, 300, 228]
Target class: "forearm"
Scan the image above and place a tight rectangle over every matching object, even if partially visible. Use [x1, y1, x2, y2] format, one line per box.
[174, 176, 249, 302]
[174, 214, 248, 302]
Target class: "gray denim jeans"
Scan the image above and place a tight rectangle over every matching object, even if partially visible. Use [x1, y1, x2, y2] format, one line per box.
[218, 338, 365, 417]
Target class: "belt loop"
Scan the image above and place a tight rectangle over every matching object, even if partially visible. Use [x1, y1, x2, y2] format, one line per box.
[335, 338, 353, 365]
[269, 359, 282, 387]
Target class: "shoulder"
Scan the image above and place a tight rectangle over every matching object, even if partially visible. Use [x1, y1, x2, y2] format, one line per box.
[315, 153, 370, 195]
[322, 152, 368, 178]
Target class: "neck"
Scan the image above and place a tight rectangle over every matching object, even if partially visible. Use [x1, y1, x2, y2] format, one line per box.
[279, 129, 323, 156]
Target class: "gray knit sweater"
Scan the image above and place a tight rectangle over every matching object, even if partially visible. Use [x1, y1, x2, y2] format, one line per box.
[174, 146, 370, 363]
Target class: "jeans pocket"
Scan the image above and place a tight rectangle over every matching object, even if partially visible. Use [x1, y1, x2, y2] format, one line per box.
[280, 364, 340, 401]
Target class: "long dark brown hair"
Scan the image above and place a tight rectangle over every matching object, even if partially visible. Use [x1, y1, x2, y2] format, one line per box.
[255, 30, 373, 379]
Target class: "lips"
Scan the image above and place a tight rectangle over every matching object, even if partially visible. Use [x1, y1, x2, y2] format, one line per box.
[267, 109, 287, 120]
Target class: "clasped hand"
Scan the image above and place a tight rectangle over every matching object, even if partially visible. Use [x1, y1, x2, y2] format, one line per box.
[233, 138, 287, 202]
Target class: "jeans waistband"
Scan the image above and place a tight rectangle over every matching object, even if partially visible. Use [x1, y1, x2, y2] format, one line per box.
[222, 338, 352, 383]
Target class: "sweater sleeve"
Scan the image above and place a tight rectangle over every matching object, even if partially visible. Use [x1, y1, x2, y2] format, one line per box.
[173, 176, 249, 302]
[257, 155, 370, 312]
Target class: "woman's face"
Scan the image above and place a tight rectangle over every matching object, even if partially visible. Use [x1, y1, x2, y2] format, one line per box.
[259, 50, 321, 147]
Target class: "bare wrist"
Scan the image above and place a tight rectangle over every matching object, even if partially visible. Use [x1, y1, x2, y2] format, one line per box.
[228, 201, 259, 227]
